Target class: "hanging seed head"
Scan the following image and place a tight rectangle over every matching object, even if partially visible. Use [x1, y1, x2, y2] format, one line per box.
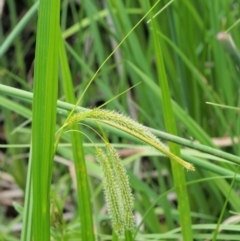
[68, 109, 195, 171]
[96, 145, 135, 235]
[96, 147, 125, 235]
[106, 144, 135, 231]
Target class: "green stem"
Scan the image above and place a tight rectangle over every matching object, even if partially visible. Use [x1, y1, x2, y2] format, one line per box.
[59, 31, 95, 240]
[31, 0, 60, 240]
[150, 1, 193, 240]
[0, 1, 39, 59]
[1, 84, 240, 166]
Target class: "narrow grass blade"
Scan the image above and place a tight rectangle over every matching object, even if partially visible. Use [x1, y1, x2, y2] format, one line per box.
[20, 142, 33, 241]
[150, 3, 193, 240]
[212, 171, 238, 241]
[7, 0, 26, 78]
[0, 1, 39, 59]
[59, 31, 95, 240]
[31, 0, 60, 240]
[1, 85, 240, 166]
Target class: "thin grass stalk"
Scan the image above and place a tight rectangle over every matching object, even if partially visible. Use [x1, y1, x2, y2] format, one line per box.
[59, 31, 95, 240]
[20, 142, 33, 241]
[153, 159, 174, 230]
[125, 230, 134, 241]
[211, 176, 240, 211]
[7, 0, 26, 78]
[133, 175, 239, 240]
[32, 0, 60, 240]
[156, 31, 228, 135]
[67, 109, 194, 170]
[150, 3, 193, 240]
[1, 84, 240, 165]
[165, 5, 187, 110]
[70, 0, 162, 113]
[127, 61, 215, 146]
[0, 1, 39, 59]
[183, 155, 240, 183]
[2, 108, 26, 188]
[1, 67, 26, 189]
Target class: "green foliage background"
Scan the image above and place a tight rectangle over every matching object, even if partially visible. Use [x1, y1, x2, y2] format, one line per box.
[0, 0, 240, 240]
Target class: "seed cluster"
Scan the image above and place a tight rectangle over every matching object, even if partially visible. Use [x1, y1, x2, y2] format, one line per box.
[68, 109, 195, 171]
[66, 108, 195, 236]
[96, 146, 135, 235]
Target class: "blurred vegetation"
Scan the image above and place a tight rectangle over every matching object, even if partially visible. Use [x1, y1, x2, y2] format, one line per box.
[0, 0, 240, 240]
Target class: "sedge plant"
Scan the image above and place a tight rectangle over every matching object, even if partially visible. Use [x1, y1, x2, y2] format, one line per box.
[53, 0, 194, 238]
[3, 0, 240, 240]
[54, 104, 194, 237]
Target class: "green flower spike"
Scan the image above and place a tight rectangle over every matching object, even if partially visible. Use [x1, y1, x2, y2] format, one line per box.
[96, 147, 124, 235]
[106, 143, 135, 231]
[66, 108, 194, 235]
[67, 109, 195, 171]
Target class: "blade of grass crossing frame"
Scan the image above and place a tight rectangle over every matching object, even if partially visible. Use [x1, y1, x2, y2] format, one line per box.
[2, 83, 240, 166]
[7, 0, 26, 78]
[149, 2, 193, 240]
[212, 170, 238, 241]
[59, 30, 95, 240]
[32, 0, 60, 240]
[0, 1, 39, 59]
[125, 230, 134, 241]
[2, 108, 26, 189]
[21, 142, 33, 241]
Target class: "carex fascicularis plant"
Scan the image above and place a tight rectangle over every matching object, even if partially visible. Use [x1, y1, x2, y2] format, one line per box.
[58, 107, 195, 235]
[66, 108, 195, 172]
[96, 144, 135, 235]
